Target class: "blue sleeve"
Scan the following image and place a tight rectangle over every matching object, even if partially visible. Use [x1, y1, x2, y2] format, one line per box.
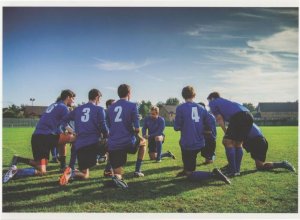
[203, 109, 213, 134]
[174, 106, 182, 131]
[60, 110, 75, 128]
[208, 101, 219, 116]
[149, 117, 165, 137]
[99, 108, 109, 138]
[142, 117, 148, 136]
[132, 104, 140, 129]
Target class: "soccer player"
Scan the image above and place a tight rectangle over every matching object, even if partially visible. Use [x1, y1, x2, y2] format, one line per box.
[103, 99, 115, 177]
[142, 106, 175, 162]
[242, 123, 296, 172]
[3, 90, 76, 183]
[174, 86, 230, 184]
[59, 89, 109, 185]
[107, 84, 146, 189]
[198, 102, 217, 164]
[207, 92, 253, 177]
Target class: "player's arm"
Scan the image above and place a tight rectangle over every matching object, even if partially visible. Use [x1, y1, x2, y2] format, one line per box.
[150, 118, 165, 138]
[99, 108, 109, 138]
[215, 114, 226, 133]
[142, 117, 148, 138]
[60, 110, 75, 134]
[132, 104, 140, 134]
[174, 107, 182, 131]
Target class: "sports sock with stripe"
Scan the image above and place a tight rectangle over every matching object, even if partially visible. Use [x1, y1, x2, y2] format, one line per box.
[225, 147, 236, 174]
[235, 147, 243, 173]
[15, 168, 36, 178]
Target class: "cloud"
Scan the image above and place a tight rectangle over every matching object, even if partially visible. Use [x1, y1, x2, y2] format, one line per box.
[233, 12, 266, 19]
[104, 86, 117, 91]
[247, 28, 298, 53]
[258, 8, 298, 17]
[145, 74, 164, 82]
[94, 58, 167, 71]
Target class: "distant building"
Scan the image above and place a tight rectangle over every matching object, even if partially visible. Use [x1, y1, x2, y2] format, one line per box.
[159, 105, 177, 122]
[24, 106, 47, 118]
[256, 102, 298, 120]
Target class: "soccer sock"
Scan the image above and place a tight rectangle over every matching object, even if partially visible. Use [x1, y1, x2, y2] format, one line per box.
[60, 156, 66, 168]
[69, 148, 77, 170]
[188, 171, 213, 181]
[135, 159, 143, 172]
[235, 147, 243, 173]
[105, 161, 112, 171]
[15, 157, 31, 165]
[156, 141, 162, 161]
[225, 147, 236, 173]
[15, 168, 36, 178]
[51, 147, 57, 158]
[161, 152, 170, 158]
[272, 162, 285, 168]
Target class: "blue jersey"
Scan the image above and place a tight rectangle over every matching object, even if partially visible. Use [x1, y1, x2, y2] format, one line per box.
[34, 101, 69, 135]
[246, 123, 263, 140]
[107, 99, 140, 150]
[61, 102, 108, 150]
[205, 112, 217, 140]
[142, 116, 165, 138]
[174, 102, 212, 150]
[208, 97, 249, 122]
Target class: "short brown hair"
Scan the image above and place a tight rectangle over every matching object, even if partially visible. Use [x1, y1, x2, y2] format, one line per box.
[182, 86, 196, 100]
[57, 89, 76, 102]
[150, 106, 159, 114]
[118, 84, 131, 98]
[207, 92, 220, 100]
[89, 89, 102, 100]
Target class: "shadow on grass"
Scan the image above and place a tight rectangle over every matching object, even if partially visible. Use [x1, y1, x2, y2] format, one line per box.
[3, 165, 230, 212]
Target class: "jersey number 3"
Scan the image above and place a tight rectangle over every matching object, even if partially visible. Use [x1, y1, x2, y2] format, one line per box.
[191, 107, 200, 122]
[114, 106, 122, 122]
[81, 108, 90, 122]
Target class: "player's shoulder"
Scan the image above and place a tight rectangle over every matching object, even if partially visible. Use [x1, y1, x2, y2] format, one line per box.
[158, 116, 165, 121]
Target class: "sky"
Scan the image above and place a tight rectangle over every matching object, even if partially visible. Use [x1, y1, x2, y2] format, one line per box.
[2, 7, 299, 108]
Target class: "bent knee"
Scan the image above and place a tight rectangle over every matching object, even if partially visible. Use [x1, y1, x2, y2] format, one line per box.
[222, 138, 234, 147]
[155, 136, 164, 142]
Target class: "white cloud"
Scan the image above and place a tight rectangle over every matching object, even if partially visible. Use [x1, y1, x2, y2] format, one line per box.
[145, 74, 164, 82]
[94, 58, 166, 71]
[247, 28, 298, 53]
[233, 12, 266, 19]
[104, 86, 117, 91]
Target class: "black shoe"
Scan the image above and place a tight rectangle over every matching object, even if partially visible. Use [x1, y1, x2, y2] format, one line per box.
[281, 161, 296, 172]
[11, 155, 18, 166]
[212, 168, 231, 184]
[220, 164, 230, 173]
[167, 151, 176, 160]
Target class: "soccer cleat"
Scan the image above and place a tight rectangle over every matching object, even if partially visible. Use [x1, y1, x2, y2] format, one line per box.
[50, 158, 59, 163]
[281, 161, 296, 172]
[104, 169, 113, 177]
[176, 170, 187, 177]
[212, 168, 231, 185]
[156, 159, 162, 163]
[220, 164, 230, 173]
[133, 171, 144, 177]
[167, 151, 176, 160]
[111, 176, 128, 189]
[3, 165, 18, 183]
[59, 167, 73, 186]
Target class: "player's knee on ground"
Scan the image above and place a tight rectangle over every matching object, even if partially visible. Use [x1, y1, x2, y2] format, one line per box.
[80, 169, 90, 179]
[255, 160, 265, 170]
[233, 141, 242, 148]
[222, 138, 235, 147]
[155, 135, 164, 142]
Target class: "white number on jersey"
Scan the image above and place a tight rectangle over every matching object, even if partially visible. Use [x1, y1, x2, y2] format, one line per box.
[114, 106, 123, 122]
[191, 107, 200, 122]
[81, 108, 90, 122]
[46, 104, 57, 113]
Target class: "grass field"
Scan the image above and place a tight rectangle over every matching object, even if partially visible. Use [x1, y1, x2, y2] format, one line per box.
[2, 126, 298, 213]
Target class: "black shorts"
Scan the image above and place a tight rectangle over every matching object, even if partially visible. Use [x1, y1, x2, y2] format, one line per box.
[31, 134, 59, 161]
[108, 137, 140, 169]
[96, 139, 108, 156]
[148, 135, 165, 153]
[77, 143, 99, 170]
[181, 148, 201, 172]
[200, 138, 216, 160]
[243, 137, 268, 162]
[224, 111, 253, 142]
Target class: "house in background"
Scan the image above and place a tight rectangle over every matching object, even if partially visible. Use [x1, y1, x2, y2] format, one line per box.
[159, 105, 177, 122]
[256, 102, 298, 120]
[24, 106, 47, 118]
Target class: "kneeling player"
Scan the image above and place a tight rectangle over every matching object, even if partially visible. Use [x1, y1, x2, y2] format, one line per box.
[243, 124, 295, 172]
[59, 89, 109, 185]
[174, 86, 230, 185]
[107, 84, 147, 189]
[3, 90, 76, 183]
[142, 106, 175, 162]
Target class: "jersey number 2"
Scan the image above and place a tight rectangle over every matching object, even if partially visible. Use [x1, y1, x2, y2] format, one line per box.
[114, 106, 122, 122]
[81, 108, 90, 122]
[191, 107, 200, 122]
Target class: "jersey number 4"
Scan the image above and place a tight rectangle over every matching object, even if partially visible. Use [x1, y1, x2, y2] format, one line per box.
[114, 106, 122, 122]
[191, 107, 200, 122]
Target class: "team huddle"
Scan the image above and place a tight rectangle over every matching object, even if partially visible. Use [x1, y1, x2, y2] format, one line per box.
[3, 84, 296, 189]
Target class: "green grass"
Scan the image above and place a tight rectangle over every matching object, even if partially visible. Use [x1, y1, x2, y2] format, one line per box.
[2, 126, 298, 213]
